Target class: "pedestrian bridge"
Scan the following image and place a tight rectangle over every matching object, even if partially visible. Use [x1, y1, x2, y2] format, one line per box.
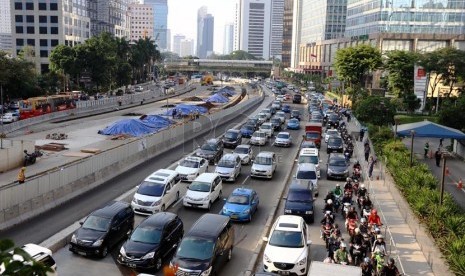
[164, 59, 273, 74]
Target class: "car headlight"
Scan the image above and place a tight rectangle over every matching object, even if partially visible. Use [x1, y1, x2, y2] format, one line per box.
[243, 209, 250, 214]
[297, 256, 307, 266]
[264, 253, 271, 263]
[142, 252, 155, 260]
[222, 207, 228, 213]
[200, 266, 212, 276]
[305, 210, 313, 214]
[152, 199, 162, 206]
[119, 246, 126, 256]
[327, 168, 333, 173]
[93, 239, 103, 247]
[203, 196, 210, 201]
[284, 209, 292, 214]
[343, 169, 349, 173]
[71, 234, 77, 244]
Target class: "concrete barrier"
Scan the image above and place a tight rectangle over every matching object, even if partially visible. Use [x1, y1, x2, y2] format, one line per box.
[0, 91, 264, 230]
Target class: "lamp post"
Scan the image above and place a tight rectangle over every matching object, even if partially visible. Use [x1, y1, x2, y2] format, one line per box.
[409, 130, 415, 167]
[440, 152, 450, 205]
[0, 83, 4, 149]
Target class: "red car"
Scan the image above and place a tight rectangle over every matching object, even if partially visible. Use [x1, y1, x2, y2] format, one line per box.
[285, 94, 291, 101]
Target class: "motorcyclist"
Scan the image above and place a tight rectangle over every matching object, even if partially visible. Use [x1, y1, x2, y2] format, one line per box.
[368, 209, 383, 226]
[346, 206, 359, 229]
[361, 196, 373, 218]
[327, 231, 342, 260]
[359, 218, 370, 234]
[357, 184, 368, 198]
[323, 199, 334, 214]
[333, 183, 343, 197]
[341, 192, 352, 205]
[353, 161, 361, 171]
[334, 242, 352, 265]
[372, 235, 387, 257]
[380, 257, 401, 276]
[350, 228, 365, 262]
[320, 210, 335, 226]
[324, 190, 336, 203]
[360, 257, 374, 276]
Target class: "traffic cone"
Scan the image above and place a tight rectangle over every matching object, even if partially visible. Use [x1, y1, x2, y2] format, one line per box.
[446, 167, 450, 176]
[458, 178, 463, 189]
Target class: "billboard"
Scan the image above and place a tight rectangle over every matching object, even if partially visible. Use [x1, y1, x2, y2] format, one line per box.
[414, 65, 428, 111]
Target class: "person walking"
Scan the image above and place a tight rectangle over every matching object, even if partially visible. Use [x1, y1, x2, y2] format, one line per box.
[364, 143, 370, 162]
[435, 149, 442, 167]
[424, 142, 430, 158]
[172, 108, 177, 119]
[359, 128, 365, 142]
[347, 113, 351, 122]
[18, 167, 26, 184]
[439, 138, 444, 148]
[368, 156, 376, 178]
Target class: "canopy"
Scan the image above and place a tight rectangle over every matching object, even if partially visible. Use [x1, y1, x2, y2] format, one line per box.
[396, 120, 465, 139]
[98, 119, 160, 137]
[163, 104, 208, 116]
[206, 93, 229, 103]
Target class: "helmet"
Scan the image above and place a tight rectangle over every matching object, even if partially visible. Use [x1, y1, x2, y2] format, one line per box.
[377, 234, 384, 240]
[364, 257, 371, 264]
[327, 199, 333, 205]
[388, 258, 395, 265]
[340, 242, 347, 248]
[326, 210, 332, 215]
[346, 177, 351, 182]
[361, 218, 367, 223]
[372, 209, 377, 215]
[336, 183, 340, 187]
[355, 228, 360, 234]
[361, 184, 365, 189]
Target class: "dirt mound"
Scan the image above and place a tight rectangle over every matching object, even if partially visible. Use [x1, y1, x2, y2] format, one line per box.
[197, 102, 216, 110]
[182, 96, 203, 102]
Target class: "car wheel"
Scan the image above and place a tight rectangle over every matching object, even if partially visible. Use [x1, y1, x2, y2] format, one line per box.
[227, 247, 233, 262]
[100, 245, 108, 258]
[161, 205, 165, 212]
[175, 191, 180, 202]
[207, 201, 211, 211]
[154, 257, 162, 271]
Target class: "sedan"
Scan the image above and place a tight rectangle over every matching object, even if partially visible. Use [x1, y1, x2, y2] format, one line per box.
[259, 123, 273, 138]
[0, 113, 19, 123]
[286, 118, 300, 130]
[290, 110, 301, 120]
[240, 124, 255, 138]
[326, 153, 349, 180]
[281, 105, 291, 113]
[234, 144, 254, 165]
[325, 129, 340, 143]
[273, 132, 292, 147]
[221, 188, 259, 222]
[250, 131, 268, 146]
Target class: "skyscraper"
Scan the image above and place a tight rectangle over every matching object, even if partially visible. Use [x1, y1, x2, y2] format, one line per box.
[87, 0, 130, 38]
[144, 0, 168, 51]
[128, 3, 154, 42]
[172, 34, 185, 56]
[179, 38, 194, 57]
[0, 0, 12, 52]
[196, 6, 214, 58]
[281, 0, 293, 67]
[223, 23, 234, 55]
[270, 0, 284, 59]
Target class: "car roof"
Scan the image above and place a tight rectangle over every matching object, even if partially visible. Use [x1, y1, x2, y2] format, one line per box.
[256, 151, 274, 158]
[274, 215, 303, 232]
[145, 169, 178, 183]
[220, 153, 239, 161]
[236, 144, 251, 149]
[194, 172, 219, 182]
[329, 153, 346, 160]
[188, 214, 230, 238]
[206, 138, 221, 144]
[226, 129, 240, 133]
[297, 163, 317, 171]
[277, 132, 290, 136]
[184, 156, 203, 162]
[254, 131, 266, 134]
[21, 244, 53, 259]
[92, 201, 130, 218]
[261, 122, 272, 126]
[142, 212, 177, 228]
[300, 148, 318, 155]
[289, 183, 313, 193]
[232, 187, 254, 196]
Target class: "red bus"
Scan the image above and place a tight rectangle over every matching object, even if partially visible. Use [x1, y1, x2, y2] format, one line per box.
[19, 95, 76, 120]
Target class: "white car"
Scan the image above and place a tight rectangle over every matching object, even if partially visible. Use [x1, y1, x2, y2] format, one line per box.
[295, 163, 319, 197]
[234, 144, 254, 164]
[259, 123, 273, 137]
[297, 148, 321, 178]
[175, 156, 209, 182]
[0, 113, 19, 123]
[262, 108, 272, 119]
[183, 173, 223, 210]
[215, 153, 242, 182]
[275, 111, 286, 123]
[257, 113, 267, 124]
[1, 244, 58, 275]
[250, 131, 268, 146]
[325, 129, 340, 143]
[251, 151, 277, 179]
[131, 169, 181, 215]
[271, 101, 281, 109]
[274, 132, 292, 147]
[262, 215, 311, 275]
[276, 95, 284, 102]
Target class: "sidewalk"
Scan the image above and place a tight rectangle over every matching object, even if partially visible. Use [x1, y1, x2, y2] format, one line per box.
[346, 118, 443, 275]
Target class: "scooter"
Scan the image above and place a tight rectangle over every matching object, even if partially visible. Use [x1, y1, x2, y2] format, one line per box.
[347, 218, 358, 237]
[342, 203, 352, 219]
[352, 244, 364, 266]
[24, 150, 37, 166]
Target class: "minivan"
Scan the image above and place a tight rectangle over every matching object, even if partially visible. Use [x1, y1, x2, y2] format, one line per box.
[292, 94, 302, 104]
[70, 201, 135, 257]
[295, 163, 319, 197]
[284, 183, 315, 223]
[0, 244, 58, 275]
[183, 173, 223, 210]
[171, 214, 235, 276]
[223, 129, 242, 148]
[215, 153, 242, 182]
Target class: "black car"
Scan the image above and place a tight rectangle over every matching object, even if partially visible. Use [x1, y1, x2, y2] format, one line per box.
[171, 214, 235, 275]
[326, 153, 349, 180]
[327, 136, 344, 154]
[284, 183, 315, 223]
[270, 117, 282, 131]
[327, 114, 340, 128]
[196, 139, 224, 164]
[223, 129, 242, 148]
[118, 212, 183, 271]
[290, 110, 301, 121]
[292, 94, 302, 103]
[69, 201, 135, 258]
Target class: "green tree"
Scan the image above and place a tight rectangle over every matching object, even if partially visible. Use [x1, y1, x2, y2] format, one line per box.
[0, 51, 39, 99]
[384, 50, 418, 97]
[228, 50, 258, 60]
[403, 93, 421, 113]
[0, 239, 51, 275]
[355, 96, 396, 126]
[438, 96, 465, 131]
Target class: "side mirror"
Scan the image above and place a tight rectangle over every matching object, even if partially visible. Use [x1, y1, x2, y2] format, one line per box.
[79, 221, 84, 225]
[307, 240, 312, 245]
[262, 237, 269, 242]
[294, 159, 298, 162]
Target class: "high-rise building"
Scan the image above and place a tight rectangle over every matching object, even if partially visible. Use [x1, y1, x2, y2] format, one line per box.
[179, 38, 194, 57]
[128, 3, 154, 42]
[270, 0, 284, 59]
[144, 0, 168, 51]
[281, 0, 293, 68]
[11, 0, 90, 73]
[0, 0, 12, 52]
[87, 0, 130, 38]
[166, 28, 171, 51]
[290, 0, 302, 69]
[172, 34, 185, 56]
[196, 6, 214, 59]
[223, 23, 234, 55]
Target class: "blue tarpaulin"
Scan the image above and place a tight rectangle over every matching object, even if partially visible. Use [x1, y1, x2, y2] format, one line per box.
[216, 87, 236, 97]
[396, 120, 465, 139]
[206, 93, 229, 103]
[141, 115, 174, 127]
[99, 119, 160, 137]
[163, 104, 208, 116]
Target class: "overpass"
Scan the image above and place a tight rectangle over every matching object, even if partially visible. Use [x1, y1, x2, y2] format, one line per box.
[164, 59, 273, 74]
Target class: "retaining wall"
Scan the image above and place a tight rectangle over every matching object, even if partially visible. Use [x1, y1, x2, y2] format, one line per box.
[0, 140, 36, 173]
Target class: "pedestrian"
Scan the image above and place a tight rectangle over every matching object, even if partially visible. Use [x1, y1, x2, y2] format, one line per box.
[172, 108, 177, 119]
[424, 142, 430, 158]
[18, 167, 26, 184]
[368, 156, 376, 178]
[435, 149, 442, 167]
[347, 113, 351, 122]
[359, 128, 365, 142]
[439, 138, 444, 148]
[364, 143, 370, 162]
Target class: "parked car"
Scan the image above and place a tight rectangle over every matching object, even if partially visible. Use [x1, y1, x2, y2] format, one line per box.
[240, 124, 255, 138]
[284, 182, 315, 223]
[273, 132, 292, 147]
[117, 212, 183, 270]
[215, 153, 242, 182]
[195, 139, 224, 164]
[223, 129, 242, 148]
[234, 144, 254, 165]
[171, 214, 234, 276]
[4, 244, 58, 275]
[251, 151, 277, 179]
[131, 169, 181, 215]
[175, 157, 209, 182]
[262, 215, 311, 275]
[259, 123, 274, 138]
[326, 153, 349, 180]
[183, 173, 223, 210]
[221, 187, 259, 222]
[286, 118, 300, 130]
[70, 201, 135, 257]
[250, 131, 268, 146]
[0, 113, 19, 123]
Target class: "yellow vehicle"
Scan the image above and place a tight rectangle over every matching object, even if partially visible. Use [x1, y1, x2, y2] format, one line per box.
[201, 75, 213, 86]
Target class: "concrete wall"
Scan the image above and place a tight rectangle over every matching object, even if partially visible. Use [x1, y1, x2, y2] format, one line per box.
[0, 140, 35, 173]
[0, 91, 264, 229]
[453, 140, 465, 159]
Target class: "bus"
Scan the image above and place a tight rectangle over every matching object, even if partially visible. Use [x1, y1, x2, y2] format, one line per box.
[19, 95, 76, 120]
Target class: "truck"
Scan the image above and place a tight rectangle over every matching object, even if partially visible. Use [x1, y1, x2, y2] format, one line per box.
[304, 122, 323, 148]
[308, 261, 362, 276]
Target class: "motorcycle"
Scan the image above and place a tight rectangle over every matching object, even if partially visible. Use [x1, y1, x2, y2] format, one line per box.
[352, 244, 364, 266]
[353, 167, 362, 181]
[347, 218, 357, 237]
[344, 150, 351, 162]
[334, 195, 341, 213]
[322, 223, 333, 249]
[372, 251, 386, 275]
[342, 203, 352, 218]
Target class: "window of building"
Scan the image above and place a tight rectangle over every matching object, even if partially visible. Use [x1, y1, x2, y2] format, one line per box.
[39, 27, 47, 34]
[51, 16, 58, 23]
[15, 26, 23, 33]
[27, 39, 35, 46]
[14, 2, 22, 10]
[50, 3, 58, 11]
[40, 39, 48, 47]
[39, 16, 47, 23]
[39, 3, 46, 10]
[15, 15, 23, 23]
[41, 64, 50, 74]
[25, 2, 33, 10]
[16, 39, 24, 46]
[51, 27, 58, 34]
[40, 50, 48, 57]
[26, 15, 34, 23]
[27, 26, 34, 34]
[51, 39, 59, 46]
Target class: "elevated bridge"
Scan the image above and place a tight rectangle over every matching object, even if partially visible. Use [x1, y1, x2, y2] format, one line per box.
[164, 59, 273, 74]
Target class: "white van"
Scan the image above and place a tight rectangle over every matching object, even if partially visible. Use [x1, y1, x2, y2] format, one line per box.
[297, 148, 321, 178]
[0, 244, 57, 275]
[183, 173, 223, 210]
[131, 169, 181, 215]
[295, 163, 319, 197]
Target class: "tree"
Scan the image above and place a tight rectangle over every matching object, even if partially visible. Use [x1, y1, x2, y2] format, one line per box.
[0, 239, 51, 275]
[438, 96, 465, 131]
[403, 93, 421, 113]
[0, 51, 39, 99]
[355, 96, 396, 126]
[384, 50, 418, 98]
[228, 50, 258, 60]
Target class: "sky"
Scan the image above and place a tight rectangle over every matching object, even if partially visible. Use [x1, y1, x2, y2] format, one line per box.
[167, 0, 236, 54]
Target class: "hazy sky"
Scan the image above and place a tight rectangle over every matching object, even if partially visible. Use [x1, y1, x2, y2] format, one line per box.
[167, 0, 236, 54]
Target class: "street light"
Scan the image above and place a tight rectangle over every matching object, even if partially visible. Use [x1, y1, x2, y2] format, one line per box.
[409, 130, 415, 167]
[440, 151, 451, 205]
[0, 83, 4, 149]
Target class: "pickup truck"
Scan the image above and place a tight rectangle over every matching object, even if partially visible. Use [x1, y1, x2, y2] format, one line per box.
[308, 261, 362, 276]
[304, 122, 323, 148]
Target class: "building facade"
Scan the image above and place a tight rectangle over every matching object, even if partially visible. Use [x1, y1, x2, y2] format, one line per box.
[87, 0, 130, 38]
[128, 3, 153, 42]
[0, 0, 12, 52]
[223, 22, 234, 55]
[172, 33, 185, 56]
[179, 38, 194, 57]
[196, 6, 214, 59]
[144, 0, 168, 51]
[270, 0, 284, 59]
[281, 0, 293, 67]
[11, 0, 90, 73]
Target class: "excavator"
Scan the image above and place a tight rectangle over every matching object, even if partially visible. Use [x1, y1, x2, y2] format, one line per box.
[201, 75, 213, 86]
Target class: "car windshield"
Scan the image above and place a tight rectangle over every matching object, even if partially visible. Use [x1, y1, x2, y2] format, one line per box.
[277, 133, 289, 139]
[201, 144, 217, 151]
[234, 147, 249, 154]
[261, 125, 271, 129]
[289, 119, 299, 124]
[138, 181, 165, 197]
[82, 216, 111, 232]
[255, 156, 272, 165]
[329, 138, 342, 146]
[327, 130, 338, 136]
[306, 133, 319, 139]
[288, 191, 312, 203]
[330, 159, 347, 166]
[271, 119, 280, 124]
[189, 181, 211, 192]
[253, 132, 266, 138]
[301, 142, 316, 148]
[225, 132, 238, 139]
[297, 170, 317, 180]
[298, 155, 318, 164]
[269, 230, 304, 248]
[292, 111, 300, 115]
[258, 114, 266, 118]
[227, 194, 249, 205]
[130, 226, 162, 244]
[180, 159, 199, 168]
[176, 237, 215, 261]
[242, 125, 254, 131]
[218, 160, 236, 168]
